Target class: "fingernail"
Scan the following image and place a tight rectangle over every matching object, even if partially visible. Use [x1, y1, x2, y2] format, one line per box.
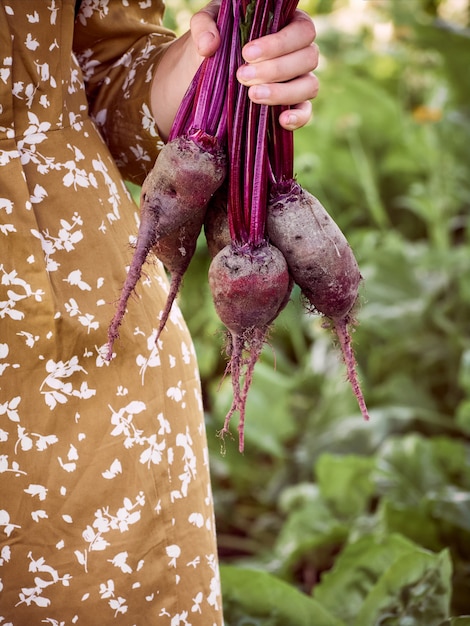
[252, 85, 270, 100]
[286, 113, 298, 128]
[197, 31, 215, 54]
[243, 43, 262, 62]
[237, 64, 256, 81]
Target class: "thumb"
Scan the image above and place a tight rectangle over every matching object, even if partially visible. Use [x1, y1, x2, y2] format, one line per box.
[190, 0, 221, 57]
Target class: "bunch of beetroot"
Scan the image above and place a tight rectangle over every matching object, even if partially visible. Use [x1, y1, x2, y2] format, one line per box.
[107, 0, 370, 452]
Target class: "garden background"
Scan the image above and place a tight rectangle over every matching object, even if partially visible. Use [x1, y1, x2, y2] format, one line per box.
[157, 0, 470, 622]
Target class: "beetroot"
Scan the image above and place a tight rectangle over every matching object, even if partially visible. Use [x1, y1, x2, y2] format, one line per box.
[106, 0, 234, 359]
[209, 242, 290, 334]
[106, 134, 226, 360]
[267, 181, 361, 319]
[267, 180, 369, 421]
[204, 183, 231, 258]
[140, 134, 226, 238]
[203, 0, 308, 451]
[208, 241, 291, 451]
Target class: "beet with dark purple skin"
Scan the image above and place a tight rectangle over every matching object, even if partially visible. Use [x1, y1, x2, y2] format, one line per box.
[267, 181, 361, 320]
[208, 241, 292, 451]
[140, 134, 227, 239]
[209, 241, 290, 335]
[106, 134, 226, 360]
[203, 0, 303, 451]
[204, 183, 231, 259]
[105, 0, 236, 359]
[267, 179, 369, 421]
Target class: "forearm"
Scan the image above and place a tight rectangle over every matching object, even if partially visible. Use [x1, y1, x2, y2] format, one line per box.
[150, 32, 203, 141]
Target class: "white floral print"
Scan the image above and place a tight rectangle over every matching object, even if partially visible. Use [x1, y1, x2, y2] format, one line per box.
[0, 1, 223, 624]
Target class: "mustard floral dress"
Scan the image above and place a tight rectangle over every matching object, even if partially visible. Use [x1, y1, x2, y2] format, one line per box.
[0, 1, 223, 624]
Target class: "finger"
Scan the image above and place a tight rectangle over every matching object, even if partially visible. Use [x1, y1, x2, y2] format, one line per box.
[242, 10, 316, 63]
[278, 100, 313, 131]
[247, 71, 319, 108]
[237, 43, 319, 87]
[190, 0, 221, 57]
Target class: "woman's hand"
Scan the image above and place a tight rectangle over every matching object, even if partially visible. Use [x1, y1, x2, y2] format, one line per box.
[191, 3, 319, 130]
[152, 2, 319, 138]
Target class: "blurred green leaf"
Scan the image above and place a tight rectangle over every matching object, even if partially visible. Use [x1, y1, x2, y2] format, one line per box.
[313, 534, 425, 624]
[378, 499, 442, 552]
[316, 453, 376, 518]
[414, 21, 470, 108]
[429, 486, 470, 532]
[456, 399, 470, 435]
[353, 547, 452, 626]
[375, 435, 470, 503]
[272, 486, 348, 579]
[312, 518, 453, 623]
[221, 565, 345, 626]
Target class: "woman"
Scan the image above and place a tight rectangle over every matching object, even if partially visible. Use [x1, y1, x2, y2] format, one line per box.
[0, 1, 318, 623]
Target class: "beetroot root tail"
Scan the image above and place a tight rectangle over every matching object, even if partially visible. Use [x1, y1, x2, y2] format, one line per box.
[106, 235, 154, 361]
[333, 317, 370, 421]
[217, 327, 267, 453]
[154, 271, 184, 344]
[217, 333, 242, 452]
[237, 327, 266, 452]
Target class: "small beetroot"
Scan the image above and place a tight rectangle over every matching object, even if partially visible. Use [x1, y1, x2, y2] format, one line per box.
[106, 133, 226, 359]
[267, 179, 369, 421]
[208, 241, 291, 451]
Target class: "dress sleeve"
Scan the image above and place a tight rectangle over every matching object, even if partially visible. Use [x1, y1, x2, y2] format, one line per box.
[73, 0, 177, 185]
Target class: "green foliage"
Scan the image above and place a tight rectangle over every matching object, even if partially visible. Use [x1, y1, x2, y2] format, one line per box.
[162, 0, 470, 622]
[221, 565, 344, 626]
[315, 536, 452, 626]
